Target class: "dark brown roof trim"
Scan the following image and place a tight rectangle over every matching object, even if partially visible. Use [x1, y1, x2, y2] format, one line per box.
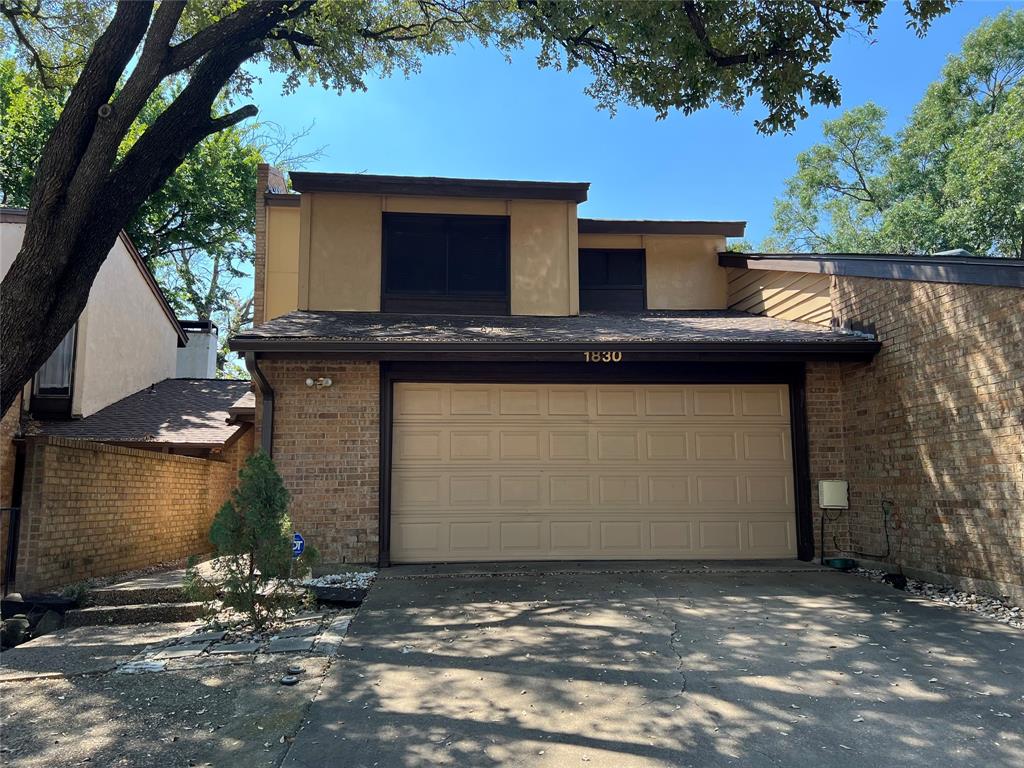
[1, 206, 27, 223]
[289, 172, 590, 203]
[231, 338, 880, 362]
[719, 252, 1024, 289]
[581, 219, 746, 237]
[265, 193, 300, 207]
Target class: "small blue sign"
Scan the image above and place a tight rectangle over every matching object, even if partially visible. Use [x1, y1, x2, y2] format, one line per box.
[292, 532, 305, 558]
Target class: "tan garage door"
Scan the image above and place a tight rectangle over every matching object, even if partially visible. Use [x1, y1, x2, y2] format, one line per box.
[390, 383, 796, 562]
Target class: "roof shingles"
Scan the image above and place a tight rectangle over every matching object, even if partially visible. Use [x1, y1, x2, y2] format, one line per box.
[32, 379, 254, 446]
[233, 310, 870, 346]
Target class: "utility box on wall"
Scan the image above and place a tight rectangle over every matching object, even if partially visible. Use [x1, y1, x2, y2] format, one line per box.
[818, 480, 849, 509]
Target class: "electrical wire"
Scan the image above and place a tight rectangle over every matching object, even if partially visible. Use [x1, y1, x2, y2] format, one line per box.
[836, 499, 903, 561]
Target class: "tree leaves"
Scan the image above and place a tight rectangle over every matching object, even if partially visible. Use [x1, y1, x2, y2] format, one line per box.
[767, 9, 1024, 258]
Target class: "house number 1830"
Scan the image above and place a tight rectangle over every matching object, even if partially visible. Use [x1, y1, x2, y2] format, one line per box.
[584, 351, 623, 363]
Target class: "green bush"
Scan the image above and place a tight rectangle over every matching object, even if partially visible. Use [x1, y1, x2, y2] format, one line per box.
[205, 451, 317, 630]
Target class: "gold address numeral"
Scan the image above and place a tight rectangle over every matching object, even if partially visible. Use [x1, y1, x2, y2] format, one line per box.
[583, 351, 623, 363]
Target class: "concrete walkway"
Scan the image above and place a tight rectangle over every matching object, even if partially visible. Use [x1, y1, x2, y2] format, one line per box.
[283, 568, 1023, 768]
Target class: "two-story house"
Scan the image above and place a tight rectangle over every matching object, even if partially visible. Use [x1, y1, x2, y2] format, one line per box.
[231, 167, 880, 568]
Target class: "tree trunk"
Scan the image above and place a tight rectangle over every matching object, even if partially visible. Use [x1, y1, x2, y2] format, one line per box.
[0, 2, 293, 413]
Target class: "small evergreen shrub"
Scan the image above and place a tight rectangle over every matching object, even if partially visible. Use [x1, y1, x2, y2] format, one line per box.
[203, 451, 317, 630]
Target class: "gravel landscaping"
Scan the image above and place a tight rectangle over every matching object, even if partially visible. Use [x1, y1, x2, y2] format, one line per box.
[852, 568, 1023, 630]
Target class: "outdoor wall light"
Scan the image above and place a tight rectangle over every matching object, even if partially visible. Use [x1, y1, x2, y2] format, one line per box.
[305, 377, 333, 389]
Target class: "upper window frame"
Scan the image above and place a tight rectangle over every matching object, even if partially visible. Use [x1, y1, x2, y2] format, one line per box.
[30, 323, 77, 419]
[578, 248, 648, 313]
[381, 211, 511, 315]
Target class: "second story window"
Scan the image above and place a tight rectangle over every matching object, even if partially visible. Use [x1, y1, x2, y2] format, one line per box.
[31, 324, 76, 419]
[382, 212, 509, 314]
[579, 248, 646, 312]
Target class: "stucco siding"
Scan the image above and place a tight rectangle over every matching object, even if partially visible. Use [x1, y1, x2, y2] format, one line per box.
[293, 192, 578, 316]
[0, 218, 26, 279]
[265, 205, 300, 320]
[578, 232, 728, 310]
[509, 200, 577, 315]
[73, 235, 178, 417]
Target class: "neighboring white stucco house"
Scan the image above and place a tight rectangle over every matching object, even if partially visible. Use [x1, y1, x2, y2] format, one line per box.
[0, 207, 187, 419]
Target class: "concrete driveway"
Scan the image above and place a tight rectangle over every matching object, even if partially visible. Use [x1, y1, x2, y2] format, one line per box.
[283, 564, 1023, 768]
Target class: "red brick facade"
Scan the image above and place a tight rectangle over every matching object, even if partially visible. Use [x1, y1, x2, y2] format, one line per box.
[260, 360, 380, 566]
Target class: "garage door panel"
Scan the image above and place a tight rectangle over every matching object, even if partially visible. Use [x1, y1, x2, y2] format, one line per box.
[550, 432, 590, 461]
[449, 431, 492, 461]
[498, 476, 542, 506]
[650, 520, 693, 551]
[548, 389, 589, 415]
[396, 386, 444, 416]
[643, 389, 688, 416]
[692, 388, 737, 416]
[450, 521, 492, 551]
[741, 388, 788, 417]
[449, 475, 492, 505]
[550, 520, 592, 550]
[396, 430, 443, 461]
[450, 387, 492, 415]
[646, 432, 688, 461]
[596, 432, 640, 461]
[499, 520, 544, 551]
[391, 383, 796, 562]
[549, 475, 591, 504]
[499, 431, 543, 460]
[695, 432, 739, 461]
[499, 388, 542, 415]
[648, 475, 691, 506]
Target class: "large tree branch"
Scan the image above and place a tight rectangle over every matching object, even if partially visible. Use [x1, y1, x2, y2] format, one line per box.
[169, 0, 314, 72]
[26, 1, 152, 228]
[680, 1, 793, 68]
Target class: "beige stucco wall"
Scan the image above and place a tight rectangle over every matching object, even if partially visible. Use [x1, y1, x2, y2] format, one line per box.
[72, 234, 178, 417]
[1, 221, 178, 418]
[289, 192, 579, 316]
[578, 232, 728, 310]
[265, 206, 300, 320]
[0, 218, 26, 278]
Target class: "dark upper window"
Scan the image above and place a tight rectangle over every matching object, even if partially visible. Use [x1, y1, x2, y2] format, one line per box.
[31, 324, 76, 419]
[382, 212, 509, 314]
[578, 248, 646, 312]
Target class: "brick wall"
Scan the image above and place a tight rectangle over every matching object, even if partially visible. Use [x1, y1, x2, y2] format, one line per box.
[823, 276, 1024, 599]
[14, 428, 253, 592]
[805, 361, 849, 557]
[261, 360, 380, 565]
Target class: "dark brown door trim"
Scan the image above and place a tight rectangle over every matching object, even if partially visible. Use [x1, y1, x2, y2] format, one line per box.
[377, 361, 814, 567]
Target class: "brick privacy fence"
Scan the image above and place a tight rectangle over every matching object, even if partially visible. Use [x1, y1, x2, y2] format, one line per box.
[811, 276, 1024, 601]
[259, 360, 380, 565]
[14, 429, 253, 592]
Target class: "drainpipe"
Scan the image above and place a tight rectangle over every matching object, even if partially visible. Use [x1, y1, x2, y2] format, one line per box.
[245, 353, 274, 457]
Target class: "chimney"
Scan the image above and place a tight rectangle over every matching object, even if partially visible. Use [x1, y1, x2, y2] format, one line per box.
[176, 320, 218, 378]
[254, 163, 287, 326]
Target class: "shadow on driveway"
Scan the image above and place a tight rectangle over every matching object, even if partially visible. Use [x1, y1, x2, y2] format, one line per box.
[283, 570, 1022, 768]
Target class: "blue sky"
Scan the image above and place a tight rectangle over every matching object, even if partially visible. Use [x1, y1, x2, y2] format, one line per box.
[247, 1, 1015, 246]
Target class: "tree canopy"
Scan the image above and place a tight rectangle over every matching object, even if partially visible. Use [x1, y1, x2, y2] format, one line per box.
[0, 0, 955, 413]
[766, 9, 1024, 258]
